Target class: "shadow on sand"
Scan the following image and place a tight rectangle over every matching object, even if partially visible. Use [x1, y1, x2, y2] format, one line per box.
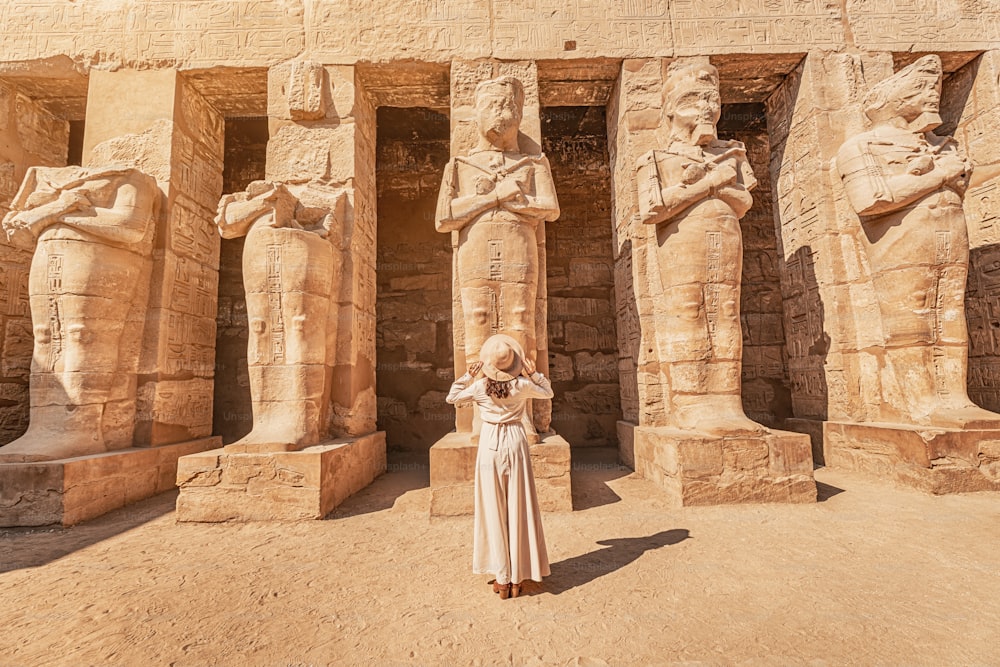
[544, 528, 691, 595]
[326, 450, 431, 519]
[0, 489, 177, 574]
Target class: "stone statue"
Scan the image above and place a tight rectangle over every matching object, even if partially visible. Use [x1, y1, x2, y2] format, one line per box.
[837, 54, 996, 426]
[636, 60, 762, 435]
[0, 166, 159, 461]
[435, 75, 560, 435]
[216, 179, 345, 450]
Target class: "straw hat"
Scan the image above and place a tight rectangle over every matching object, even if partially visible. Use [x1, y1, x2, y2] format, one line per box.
[479, 333, 525, 382]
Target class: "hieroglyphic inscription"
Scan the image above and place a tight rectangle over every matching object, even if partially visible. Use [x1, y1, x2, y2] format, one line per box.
[266, 244, 286, 365]
[967, 243, 1000, 411]
[672, 0, 842, 51]
[849, 0, 1000, 49]
[966, 182, 1000, 248]
[307, 0, 491, 59]
[0, 1, 304, 65]
[494, 0, 672, 55]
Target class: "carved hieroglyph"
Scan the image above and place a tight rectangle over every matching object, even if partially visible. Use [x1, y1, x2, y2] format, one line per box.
[216, 180, 346, 450]
[836, 54, 1000, 428]
[635, 60, 762, 435]
[435, 74, 560, 436]
[0, 165, 159, 461]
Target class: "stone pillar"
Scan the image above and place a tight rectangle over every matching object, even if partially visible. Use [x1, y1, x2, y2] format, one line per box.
[611, 58, 815, 506]
[951, 52, 1000, 415]
[83, 69, 222, 447]
[428, 60, 572, 516]
[176, 62, 386, 522]
[0, 81, 68, 446]
[0, 69, 222, 527]
[767, 51, 1000, 493]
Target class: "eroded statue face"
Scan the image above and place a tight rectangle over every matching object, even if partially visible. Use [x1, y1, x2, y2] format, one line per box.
[894, 75, 942, 130]
[476, 90, 521, 147]
[670, 87, 721, 146]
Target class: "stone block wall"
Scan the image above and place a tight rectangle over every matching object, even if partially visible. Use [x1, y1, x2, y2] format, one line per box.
[542, 106, 621, 447]
[0, 80, 68, 445]
[375, 107, 454, 451]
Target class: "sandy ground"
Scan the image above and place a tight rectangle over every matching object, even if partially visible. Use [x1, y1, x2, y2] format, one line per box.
[1, 447, 999, 667]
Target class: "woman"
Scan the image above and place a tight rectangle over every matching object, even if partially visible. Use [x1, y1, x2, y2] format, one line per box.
[446, 334, 553, 599]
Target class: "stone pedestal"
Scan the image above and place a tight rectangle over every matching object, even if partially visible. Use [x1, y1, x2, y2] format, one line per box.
[175, 432, 386, 522]
[624, 423, 816, 506]
[0, 437, 219, 527]
[429, 431, 572, 516]
[824, 422, 1000, 494]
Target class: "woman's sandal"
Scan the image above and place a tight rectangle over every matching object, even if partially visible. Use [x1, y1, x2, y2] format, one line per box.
[510, 583, 521, 598]
[493, 581, 511, 599]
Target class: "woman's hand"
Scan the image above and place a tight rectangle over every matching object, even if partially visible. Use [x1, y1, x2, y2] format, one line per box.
[521, 357, 536, 377]
[468, 361, 483, 377]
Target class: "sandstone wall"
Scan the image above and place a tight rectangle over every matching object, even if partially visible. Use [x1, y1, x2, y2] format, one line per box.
[542, 106, 621, 447]
[375, 107, 454, 451]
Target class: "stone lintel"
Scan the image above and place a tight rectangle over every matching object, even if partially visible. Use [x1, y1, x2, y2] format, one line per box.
[175, 432, 387, 522]
[0, 437, 220, 527]
[824, 421, 1000, 495]
[429, 431, 573, 516]
[628, 424, 816, 506]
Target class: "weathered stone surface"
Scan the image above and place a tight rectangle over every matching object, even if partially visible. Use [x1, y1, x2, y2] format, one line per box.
[627, 424, 815, 506]
[0, 436, 219, 527]
[0, 165, 159, 462]
[0, 1, 863, 69]
[175, 432, 386, 522]
[765, 51, 1000, 492]
[824, 422, 1000, 494]
[429, 432, 572, 515]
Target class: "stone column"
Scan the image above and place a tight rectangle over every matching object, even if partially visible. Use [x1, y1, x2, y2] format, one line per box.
[83, 69, 223, 447]
[767, 51, 1000, 493]
[176, 62, 386, 522]
[0, 81, 68, 446]
[0, 69, 223, 527]
[611, 58, 815, 506]
[428, 60, 572, 516]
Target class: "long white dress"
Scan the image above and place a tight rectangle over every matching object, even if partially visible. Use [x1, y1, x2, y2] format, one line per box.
[446, 371, 554, 585]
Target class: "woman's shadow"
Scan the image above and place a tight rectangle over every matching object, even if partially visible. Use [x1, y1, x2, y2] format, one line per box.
[544, 529, 690, 594]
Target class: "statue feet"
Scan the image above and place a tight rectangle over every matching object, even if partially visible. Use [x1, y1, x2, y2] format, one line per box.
[0, 429, 106, 463]
[225, 417, 317, 453]
[675, 397, 767, 437]
[924, 402, 1000, 430]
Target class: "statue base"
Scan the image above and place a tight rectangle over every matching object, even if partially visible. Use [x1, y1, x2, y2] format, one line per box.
[824, 421, 1000, 494]
[622, 422, 816, 506]
[0, 437, 221, 527]
[428, 431, 573, 516]
[175, 432, 386, 522]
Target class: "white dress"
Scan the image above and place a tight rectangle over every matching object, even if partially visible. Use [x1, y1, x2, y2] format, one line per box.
[446, 371, 554, 585]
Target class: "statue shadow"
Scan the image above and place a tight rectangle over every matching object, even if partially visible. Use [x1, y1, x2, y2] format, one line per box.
[570, 447, 631, 511]
[325, 449, 430, 519]
[0, 489, 176, 574]
[542, 528, 690, 595]
[816, 480, 846, 502]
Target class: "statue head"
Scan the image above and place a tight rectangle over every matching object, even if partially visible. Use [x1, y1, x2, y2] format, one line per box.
[474, 76, 524, 149]
[663, 60, 721, 147]
[864, 54, 943, 132]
